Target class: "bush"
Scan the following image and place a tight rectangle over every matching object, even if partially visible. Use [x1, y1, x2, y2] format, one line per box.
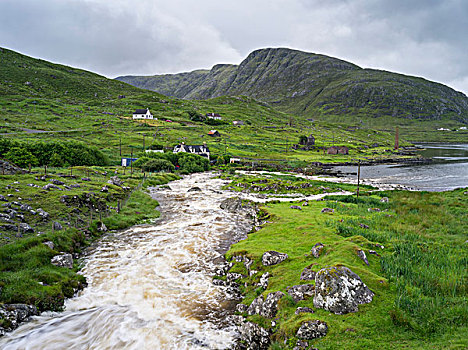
[4, 147, 39, 168]
[141, 158, 175, 172]
[178, 153, 210, 174]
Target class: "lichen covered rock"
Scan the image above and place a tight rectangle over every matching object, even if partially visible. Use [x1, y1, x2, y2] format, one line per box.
[262, 251, 288, 266]
[296, 320, 328, 339]
[313, 266, 374, 314]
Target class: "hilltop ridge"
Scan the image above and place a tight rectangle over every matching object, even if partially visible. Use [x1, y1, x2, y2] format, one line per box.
[117, 47, 468, 125]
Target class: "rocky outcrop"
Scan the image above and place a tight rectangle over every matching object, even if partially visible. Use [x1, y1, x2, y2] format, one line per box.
[0, 304, 38, 336]
[287, 284, 315, 303]
[247, 291, 284, 318]
[51, 253, 74, 269]
[262, 251, 288, 266]
[313, 266, 374, 314]
[296, 320, 328, 340]
[234, 318, 270, 350]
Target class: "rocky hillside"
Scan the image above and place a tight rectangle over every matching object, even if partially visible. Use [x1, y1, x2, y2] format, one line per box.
[117, 48, 468, 125]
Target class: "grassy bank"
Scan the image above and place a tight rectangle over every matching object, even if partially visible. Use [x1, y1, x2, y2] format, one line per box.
[225, 182, 468, 349]
[0, 168, 179, 315]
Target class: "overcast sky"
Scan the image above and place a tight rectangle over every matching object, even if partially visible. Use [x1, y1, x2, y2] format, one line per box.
[1, 0, 467, 95]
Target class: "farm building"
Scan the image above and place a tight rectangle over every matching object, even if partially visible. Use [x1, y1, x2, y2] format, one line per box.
[327, 146, 349, 155]
[208, 130, 221, 137]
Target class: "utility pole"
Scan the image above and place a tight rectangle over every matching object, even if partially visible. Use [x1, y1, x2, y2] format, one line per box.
[119, 136, 122, 156]
[143, 135, 146, 151]
[394, 126, 399, 150]
[131, 150, 133, 175]
[357, 161, 361, 198]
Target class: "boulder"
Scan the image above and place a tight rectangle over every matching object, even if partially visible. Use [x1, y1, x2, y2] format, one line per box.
[310, 243, 324, 258]
[247, 291, 284, 318]
[287, 284, 315, 303]
[0, 195, 8, 201]
[53, 222, 63, 231]
[101, 186, 109, 193]
[321, 208, 334, 213]
[357, 249, 369, 265]
[43, 241, 55, 250]
[260, 291, 284, 318]
[262, 251, 288, 266]
[313, 266, 374, 314]
[380, 197, 389, 203]
[296, 320, 328, 340]
[19, 223, 34, 233]
[51, 253, 73, 269]
[81, 177, 91, 181]
[236, 321, 270, 350]
[51, 179, 65, 185]
[37, 208, 49, 220]
[43, 184, 61, 191]
[300, 267, 316, 280]
[97, 221, 108, 232]
[290, 205, 302, 210]
[257, 272, 270, 289]
[0, 304, 38, 336]
[187, 186, 202, 192]
[236, 303, 248, 313]
[107, 176, 123, 186]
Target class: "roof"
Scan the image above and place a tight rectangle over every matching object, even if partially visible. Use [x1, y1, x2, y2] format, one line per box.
[134, 108, 149, 114]
[208, 130, 219, 134]
[174, 144, 210, 153]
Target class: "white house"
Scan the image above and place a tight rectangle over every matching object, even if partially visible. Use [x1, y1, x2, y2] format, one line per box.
[133, 108, 154, 120]
[173, 143, 210, 159]
[206, 113, 222, 120]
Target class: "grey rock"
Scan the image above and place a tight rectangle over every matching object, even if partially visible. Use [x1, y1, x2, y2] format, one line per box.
[295, 307, 315, 314]
[43, 184, 61, 191]
[0, 304, 38, 335]
[188, 186, 202, 192]
[20, 204, 33, 212]
[287, 284, 315, 302]
[37, 208, 49, 220]
[107, 176, 123, 186]
[359, 223, 369, 229]
[236, 303, 248, 313]
[43, 241, 55, 250]
[357, 249, 369, 265]
[51, 253, 73, 269]
[321, 207, 334, 213]
[296, 320, 328, 340]
[314, 266, 374, 314]
[369, 250, 380, 257]
[51, 179, 65, 185]
[310, 242, 324, 258]
[81, 177, 91, 181]
[227, 272, 243, 283]
[236, 321, 270, 350]
[368, 208, 381, 212]
[53, 222, 63, 231]
[257, 272, 270, 289]
[262, 251, 288, 266]
[380, 197, 389, 203]
[19, 223, 34, 233]
[0, 194, 7, 201]
[247, 295, 264, 316]
[290, 205, 302, 210]
[97, 221, 108, 232]
[260, 291, 284, 318]
[300, 267, 316, 280]
[101, 186, 109, 192]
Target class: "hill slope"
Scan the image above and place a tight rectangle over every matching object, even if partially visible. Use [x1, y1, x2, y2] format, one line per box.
[117, 48, 468, 125]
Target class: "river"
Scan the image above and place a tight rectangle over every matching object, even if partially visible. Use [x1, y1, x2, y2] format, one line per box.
[0, 173, 253, 350]
[332, 143, 468, 191]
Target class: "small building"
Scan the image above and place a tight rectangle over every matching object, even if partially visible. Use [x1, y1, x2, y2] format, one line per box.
[145, 149, 164, 153]
[121, 158, 138, 167]
[173, 143, 210, 159]
[208, 130, 221, 137]
[132, 108, 154, 120]
[327, 146, 349, 155]
[233, 120, 245, 126]
[230, 157, 241, 164]
[206, 113, 222, 120]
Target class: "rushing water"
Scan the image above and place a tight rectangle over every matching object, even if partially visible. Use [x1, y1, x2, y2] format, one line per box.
[0, 173, 253, 350]
[332, 143, 468, 191]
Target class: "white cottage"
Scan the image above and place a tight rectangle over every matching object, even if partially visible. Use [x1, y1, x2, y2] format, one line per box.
[132, 108, 154, 120]
[173, 143, 210, 159]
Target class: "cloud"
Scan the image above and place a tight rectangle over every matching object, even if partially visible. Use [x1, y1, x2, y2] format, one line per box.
[0, 0, 467, 94]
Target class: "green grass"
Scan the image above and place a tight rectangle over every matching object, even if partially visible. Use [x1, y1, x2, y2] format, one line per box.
[0, 169, 178, 314]
[225, 182, 468, 349]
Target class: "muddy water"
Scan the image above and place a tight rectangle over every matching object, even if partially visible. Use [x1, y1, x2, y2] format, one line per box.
[0, 173, 253, 350]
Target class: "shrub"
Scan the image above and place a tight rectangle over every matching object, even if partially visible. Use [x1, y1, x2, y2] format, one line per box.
[4, 147, 39, 168]
[141, 158, 175, 172]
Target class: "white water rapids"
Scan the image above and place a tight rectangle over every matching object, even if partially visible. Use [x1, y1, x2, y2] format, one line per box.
[0, 173, 253, 350]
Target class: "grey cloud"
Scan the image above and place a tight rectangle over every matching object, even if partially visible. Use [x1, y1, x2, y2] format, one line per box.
[0, 0, 466, 94]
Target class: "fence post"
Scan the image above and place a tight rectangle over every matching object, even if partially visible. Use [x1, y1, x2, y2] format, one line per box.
[357, 161, 361, 199]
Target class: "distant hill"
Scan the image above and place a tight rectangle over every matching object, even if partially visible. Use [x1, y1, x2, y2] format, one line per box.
[117, 48, 468, 125]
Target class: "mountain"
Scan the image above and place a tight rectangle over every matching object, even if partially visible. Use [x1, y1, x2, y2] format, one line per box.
[117, 48, 468, 125]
